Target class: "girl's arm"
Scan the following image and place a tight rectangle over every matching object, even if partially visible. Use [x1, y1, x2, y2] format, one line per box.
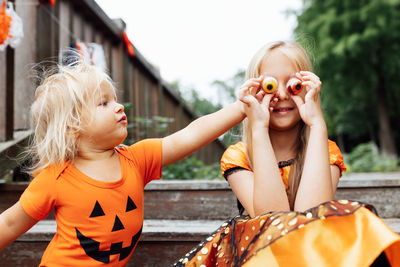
[291, 71, 339, 211]
[161, 101, 245, 167]
[228, 78, 290, 217]
[0, 201, 38, 251]
[294, 124, 339, 211]
[228, 127, 290, 217]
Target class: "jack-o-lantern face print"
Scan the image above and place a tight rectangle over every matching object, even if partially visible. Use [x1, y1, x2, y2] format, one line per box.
[75, 196, 142, 263]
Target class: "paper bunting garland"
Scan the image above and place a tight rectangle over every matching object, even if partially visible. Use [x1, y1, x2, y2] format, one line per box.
[123, 32, 135, 57]
[0, 0, 23, 51]
[73, 40, 107, 70]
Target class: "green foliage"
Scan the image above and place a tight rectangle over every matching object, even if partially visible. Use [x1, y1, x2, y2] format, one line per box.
[211, 69, 245, 146]
[345, 142, 399, 172]
[122, 103, 174, 145]
[211, 69, 245, 106]
[185, 88, 222, 116]
[162, 157, 222, 180]
[294, 0, 400, 155]
[170, 70, 246, 147]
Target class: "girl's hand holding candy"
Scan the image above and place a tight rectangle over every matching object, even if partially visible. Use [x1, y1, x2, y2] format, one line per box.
[239, 76, 278, 129]
[291, 71, 325, 128]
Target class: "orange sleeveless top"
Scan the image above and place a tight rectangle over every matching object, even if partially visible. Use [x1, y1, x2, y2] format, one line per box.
[221, 140, 346, 188]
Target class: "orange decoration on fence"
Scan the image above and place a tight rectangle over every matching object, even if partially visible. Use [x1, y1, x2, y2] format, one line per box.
[0, 1, 12, 45]
[48, 0, 56, 7]
[123, 32, 135, 57]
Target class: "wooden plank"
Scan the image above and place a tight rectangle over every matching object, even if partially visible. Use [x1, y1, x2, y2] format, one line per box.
[0, 238, 198, 267]
[0, 50, 7, 141]
[0, 131, 32, 180]
[36, 4, 53, 62]
[2, 217, 399, 267]
[102, 38, 112, 75]
[122, 51, 130, 102]
[93, 30, 102, 45]
[58, 0, 71, 50]
[14, 0, 37, 130]
[72, 8, 83, 41]
[0, 47, 14, 142]
[111, 42, 124, 101]
[83, 17, 94, 43]
[127, 63, 135, 141]
[53, 0, 60, 56]
[2, 176, 400, 219]
[133, 67, 140, 140]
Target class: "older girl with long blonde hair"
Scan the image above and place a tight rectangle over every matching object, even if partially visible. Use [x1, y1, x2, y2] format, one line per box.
[174, 41, 400, 267]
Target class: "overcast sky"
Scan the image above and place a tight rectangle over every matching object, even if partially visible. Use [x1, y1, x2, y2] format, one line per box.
[95, 0, 302, 100]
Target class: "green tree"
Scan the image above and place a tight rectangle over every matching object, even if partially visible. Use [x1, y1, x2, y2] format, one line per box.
[185, 88, 222, 116]
[211, 69, 245, 145]
[294, 0, 400, 158]
[211, 69, 245, 106]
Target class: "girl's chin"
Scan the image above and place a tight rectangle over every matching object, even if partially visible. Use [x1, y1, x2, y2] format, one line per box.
[269, 120, 301, 131]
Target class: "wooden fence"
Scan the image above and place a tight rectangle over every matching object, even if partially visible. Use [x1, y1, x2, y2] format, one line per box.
[0, 0, 226, 180]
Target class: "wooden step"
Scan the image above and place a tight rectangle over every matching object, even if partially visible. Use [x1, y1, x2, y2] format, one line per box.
[1, 218, 399, 267]
[1, 173, 400, 220]
[144, 173, 400, 219]
[0, 220, 223, 267]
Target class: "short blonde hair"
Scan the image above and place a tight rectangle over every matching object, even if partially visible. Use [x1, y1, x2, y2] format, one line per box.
[243, 41, 312, 210]
[29, 54, 115, 173]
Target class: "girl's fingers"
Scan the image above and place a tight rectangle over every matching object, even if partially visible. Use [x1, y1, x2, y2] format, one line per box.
[291, 94, 304, 109]
[261, 93, 274, 109]
[255, 90, 265, 102]
[299, 71, 317, 77]
[305, 88, 318, 102]
[269, 96, 279, 109]
[249, 86, 259, 97]
[301, 81, 321, 94]
[240, 94, 258, 106]
[299, 72, 321, 87]
[241, 81, 261, 89]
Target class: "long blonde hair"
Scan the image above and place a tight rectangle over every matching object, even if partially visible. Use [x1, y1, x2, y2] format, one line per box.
[28, 54, 115, 174]
[243, 41, 312, 209]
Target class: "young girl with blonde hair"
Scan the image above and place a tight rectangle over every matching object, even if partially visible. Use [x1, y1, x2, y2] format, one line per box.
[174, 41, 400, 267]
[0, 55, 248, 266]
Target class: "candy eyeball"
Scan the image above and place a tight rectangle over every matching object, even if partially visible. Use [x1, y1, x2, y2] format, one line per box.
[287, 78, 303, 95]
[262, 76, 278, 94]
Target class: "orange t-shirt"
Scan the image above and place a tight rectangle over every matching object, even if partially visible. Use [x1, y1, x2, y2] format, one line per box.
[221, 139, 346, 188]
[20, 139, 162, 267]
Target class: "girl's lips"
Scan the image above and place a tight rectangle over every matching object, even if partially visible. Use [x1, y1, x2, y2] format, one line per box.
[273, 107, 294, 113]
[118, 115, 127, 123]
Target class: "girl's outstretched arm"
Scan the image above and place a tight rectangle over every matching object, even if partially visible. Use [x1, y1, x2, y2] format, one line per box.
[161, 101, 245, 167]
[0, 201, 38, 251]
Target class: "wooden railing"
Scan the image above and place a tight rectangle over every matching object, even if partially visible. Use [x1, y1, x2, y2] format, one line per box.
[0, 0, 226, 180]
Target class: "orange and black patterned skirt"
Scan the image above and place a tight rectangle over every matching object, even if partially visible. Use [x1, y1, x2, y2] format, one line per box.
[172, 200, 400, 267]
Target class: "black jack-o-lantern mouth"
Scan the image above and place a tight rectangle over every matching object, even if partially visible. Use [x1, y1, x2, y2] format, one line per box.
[75, 196, 142, 263]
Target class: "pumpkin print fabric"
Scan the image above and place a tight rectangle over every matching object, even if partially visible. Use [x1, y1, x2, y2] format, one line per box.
[20, 139, 162, 266]
[172, 140, 400, 266]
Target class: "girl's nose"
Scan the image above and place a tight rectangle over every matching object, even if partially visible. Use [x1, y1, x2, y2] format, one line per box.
[275, 82, 289, 100]
[114, 102, 124, 113]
